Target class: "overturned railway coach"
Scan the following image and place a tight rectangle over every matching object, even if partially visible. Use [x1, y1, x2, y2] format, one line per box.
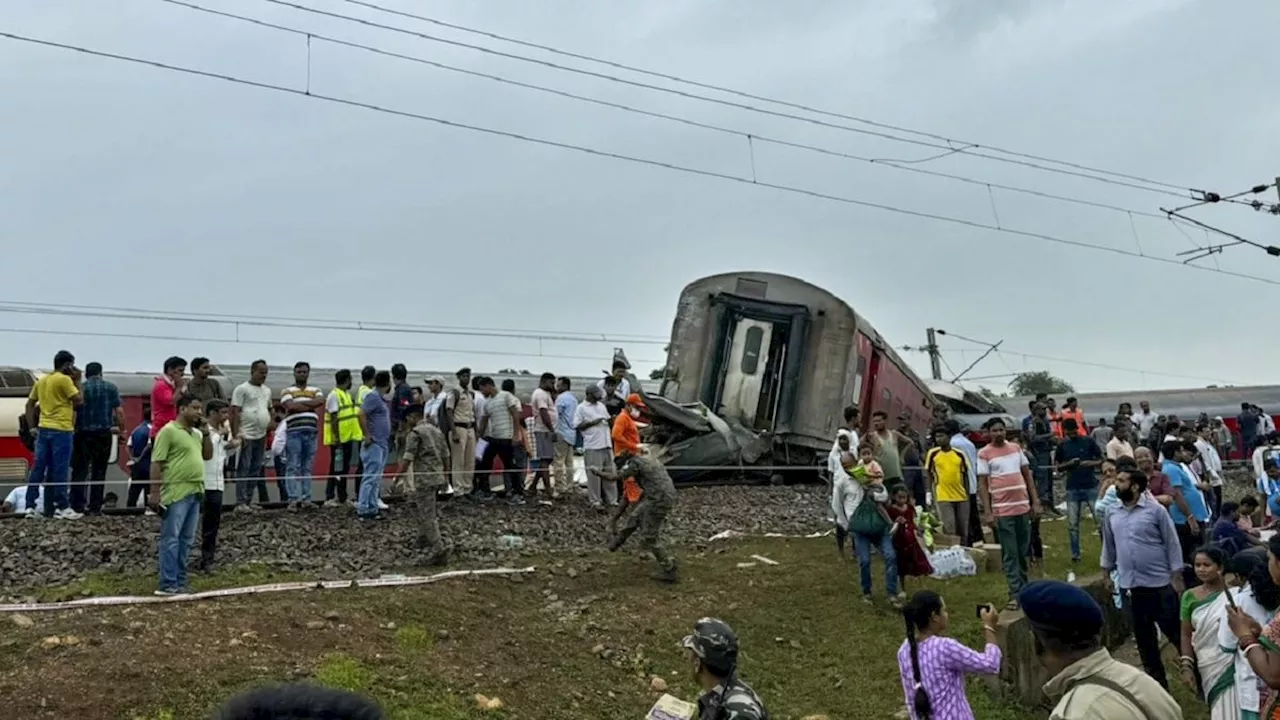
[658, 272, 937, 474]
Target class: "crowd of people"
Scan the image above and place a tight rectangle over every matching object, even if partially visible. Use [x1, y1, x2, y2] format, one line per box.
[13, 351, 683, 595]
[827, 393, 1280, 718]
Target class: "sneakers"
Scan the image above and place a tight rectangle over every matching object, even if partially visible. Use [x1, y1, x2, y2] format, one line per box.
[144, 508, 156, 517]
[376, 499, 389, 511]
[54, 508, 83, 520]
[154, 589, 178, 597]
[323, 499, 343, 508]
[233, 504, 253, 515]
[507, 495, 526, 507]
[23, 508, 40, 519]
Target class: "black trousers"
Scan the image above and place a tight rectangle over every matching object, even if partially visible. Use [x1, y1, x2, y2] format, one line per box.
[325, 441, 359, 502]
[201, 490, 224, 564]
[70, 430, 113, 512]
[1175, 523, 1204, 588]
[477, 438, 517, 496]
[1125, 585, 1182, 689]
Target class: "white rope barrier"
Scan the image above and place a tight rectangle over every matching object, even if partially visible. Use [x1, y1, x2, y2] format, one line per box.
[0, 566, 536, 613]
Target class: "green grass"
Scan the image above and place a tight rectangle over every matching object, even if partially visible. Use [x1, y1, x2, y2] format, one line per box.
[0, 517, 1211, 719]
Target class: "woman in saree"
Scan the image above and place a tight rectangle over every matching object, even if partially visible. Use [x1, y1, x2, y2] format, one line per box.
[1181, 545, 1234, 717]
[1220, 550, 1280, 719]
[1227, 535, 1280, 719]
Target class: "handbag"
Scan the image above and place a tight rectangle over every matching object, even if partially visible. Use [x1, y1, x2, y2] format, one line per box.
[849, 495, 890, 536]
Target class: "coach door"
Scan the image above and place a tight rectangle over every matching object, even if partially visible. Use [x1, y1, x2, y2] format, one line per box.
[717, 317, 774, 427]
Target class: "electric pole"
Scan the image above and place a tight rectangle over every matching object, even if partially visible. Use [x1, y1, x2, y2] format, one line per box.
[925, 328, 941, 380]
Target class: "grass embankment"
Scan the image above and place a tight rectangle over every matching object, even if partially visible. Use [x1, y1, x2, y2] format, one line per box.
[0, 520, 1207, 720]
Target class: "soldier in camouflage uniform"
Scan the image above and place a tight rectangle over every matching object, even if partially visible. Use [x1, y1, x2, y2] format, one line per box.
[682, 618, 768, 720]
[394, 405, 451, 566]
[593, 450, 678, 583]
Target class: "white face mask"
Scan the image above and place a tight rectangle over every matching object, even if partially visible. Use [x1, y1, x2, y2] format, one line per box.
[629, 409, 641, 419]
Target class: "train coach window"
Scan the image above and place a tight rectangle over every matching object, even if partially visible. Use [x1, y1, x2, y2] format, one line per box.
[740, 326, 764, 375]
[853, 356, 866, 402]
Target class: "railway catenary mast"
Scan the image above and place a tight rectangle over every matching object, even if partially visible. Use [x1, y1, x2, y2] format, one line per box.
[659, 271, 937, 475]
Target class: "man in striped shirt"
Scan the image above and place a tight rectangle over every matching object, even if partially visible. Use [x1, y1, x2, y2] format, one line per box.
[280, 361, 324, 511]
[978, 417, 1042, 609]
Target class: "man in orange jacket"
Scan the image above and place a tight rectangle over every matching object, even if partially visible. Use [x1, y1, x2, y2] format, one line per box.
[612, 394, 645, 502]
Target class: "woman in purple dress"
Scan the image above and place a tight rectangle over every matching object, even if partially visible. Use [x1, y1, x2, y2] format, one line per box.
[898, 590, 1003, 720]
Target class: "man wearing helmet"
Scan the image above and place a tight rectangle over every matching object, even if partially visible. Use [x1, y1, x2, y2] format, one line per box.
[682, 618, 767, 720]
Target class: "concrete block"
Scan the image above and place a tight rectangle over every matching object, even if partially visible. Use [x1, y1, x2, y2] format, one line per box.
[960, 546, 991, 575]
[933, 533, 963, 548]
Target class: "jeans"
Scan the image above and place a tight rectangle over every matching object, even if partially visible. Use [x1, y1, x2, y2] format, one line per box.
[285, 429, 317, 504]
[158, 493, 201, 591]
[1065, 487, 1098, 560]
[1126, 585, 1182, 689]
[70, 430, 113, 513]
[326, 440, 360, 502]
[357, 442, 388, 517]
[853, 531, 899, 597]
[28, 428, 73, 515]
[995, 514, 1032, 595]
[234, 437, 268, 506]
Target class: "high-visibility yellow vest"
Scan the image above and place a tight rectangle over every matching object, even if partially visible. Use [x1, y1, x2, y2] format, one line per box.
[324, 388, 363, 445]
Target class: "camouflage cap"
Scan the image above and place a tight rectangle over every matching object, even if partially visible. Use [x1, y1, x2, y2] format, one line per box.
[681, 617, 739, 670]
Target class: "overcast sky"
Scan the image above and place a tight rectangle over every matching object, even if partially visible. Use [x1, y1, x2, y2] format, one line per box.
[3, 0, 1278, 394]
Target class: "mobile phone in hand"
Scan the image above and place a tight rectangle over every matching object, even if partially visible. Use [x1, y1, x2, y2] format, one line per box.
[975, 603, 991, 619]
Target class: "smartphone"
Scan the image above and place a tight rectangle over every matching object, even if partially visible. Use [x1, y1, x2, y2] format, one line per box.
[975, 603, 991, 619]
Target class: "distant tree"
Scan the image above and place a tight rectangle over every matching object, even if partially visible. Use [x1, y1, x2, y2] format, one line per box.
[1007, 371, 1075, 397]
[497, 368, 531, 375]
[977, 386, 1004, 402]
[649, 367, 665, 380]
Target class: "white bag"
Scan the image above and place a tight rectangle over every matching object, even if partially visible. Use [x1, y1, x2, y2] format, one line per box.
[927, 546, 977, 580]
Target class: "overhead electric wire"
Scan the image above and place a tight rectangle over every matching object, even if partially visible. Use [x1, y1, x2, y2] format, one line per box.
[936, 342, 1237, 386]
[0, 327, 666, 365]
[158, 0, 1178, 223]
[334, 0, 1196, 195]
[250, 0, 1193, 200]
[0, 301, 670, 345]
[5, 30, 1278, 289]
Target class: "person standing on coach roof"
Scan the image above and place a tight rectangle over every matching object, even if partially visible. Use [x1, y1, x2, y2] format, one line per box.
[324, 369, 363, 507]
[231, 360, 271, 512]
[151, 356, 187, 439]
[25, 350, 84, 519]
[280, 362, 324, 510]
[681, 618, 767, 720]
[445, 367, 477, 498]
[1020, 580, 1182, 719]
[70, 361, 123, 515]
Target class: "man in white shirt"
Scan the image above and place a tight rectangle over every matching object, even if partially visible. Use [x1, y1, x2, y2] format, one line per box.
[575, 384, 617, 508]
[529, 373, 558, 499]
[1105, 423, 1135, 461]
[1132, 401, 1157, 448]
[230, 360, 272, 511]
[4, 485, 44, 515]
[1194, 424, 1224, 516]
[423, 376, 447, 422]
[200, 399, 238, 571]
[597, 360, 631, 404]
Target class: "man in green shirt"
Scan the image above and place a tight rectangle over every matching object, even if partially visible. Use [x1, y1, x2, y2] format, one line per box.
[149, 394, 212, 596]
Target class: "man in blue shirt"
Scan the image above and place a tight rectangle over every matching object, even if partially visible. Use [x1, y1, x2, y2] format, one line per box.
[357, 370, 393, 520]
[126, 410, 153, 511]
[70, 362, 124, 514]
[1101, 466, 1184, 689]
[1055, 418, 1102, 566]
[553, 377, 579, 495]
[1161, 439, 1209, 587]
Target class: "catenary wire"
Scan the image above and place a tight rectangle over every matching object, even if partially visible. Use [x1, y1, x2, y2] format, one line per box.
[0, 327, 667, 365]
[331, 0, 1196, 195]
[0, 302, 670, 346]
[159, 0, 1178, 223]
[934, 344, 1237, 385]
[5, 31, 1278, 289]
[249, 0, 1194, 200]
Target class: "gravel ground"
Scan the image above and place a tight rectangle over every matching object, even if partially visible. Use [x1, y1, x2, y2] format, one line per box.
[0, 485, 829, 598]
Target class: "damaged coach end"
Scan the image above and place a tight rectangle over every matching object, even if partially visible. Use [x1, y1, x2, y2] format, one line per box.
[655, 271, 937, 483]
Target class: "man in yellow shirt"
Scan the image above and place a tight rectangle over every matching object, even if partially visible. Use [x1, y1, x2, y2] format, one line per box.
[924, 427, 972, 539]
[23, 350, 84, 519]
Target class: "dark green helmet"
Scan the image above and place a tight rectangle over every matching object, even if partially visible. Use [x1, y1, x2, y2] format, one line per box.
[681, 617, 739, 672]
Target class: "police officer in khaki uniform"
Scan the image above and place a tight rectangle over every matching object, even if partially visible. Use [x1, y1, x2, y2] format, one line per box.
[682, 618, 767, 720]
[593, 449, 678, 583]
[444, 367, 476, 496]
[394, 404, 451, 566]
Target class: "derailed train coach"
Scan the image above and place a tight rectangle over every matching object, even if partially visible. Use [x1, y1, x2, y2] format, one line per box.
[655, 271, 937, 481]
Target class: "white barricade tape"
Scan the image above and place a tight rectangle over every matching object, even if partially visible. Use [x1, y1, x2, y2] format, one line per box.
[706, 529, 832, 542]
[0, 566, 535, 613]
